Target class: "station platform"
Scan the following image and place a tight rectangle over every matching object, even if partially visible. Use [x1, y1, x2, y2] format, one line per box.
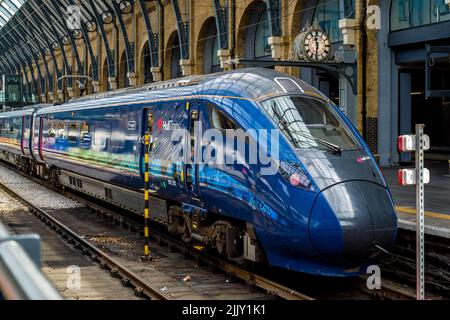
[382, 160, 450, 239]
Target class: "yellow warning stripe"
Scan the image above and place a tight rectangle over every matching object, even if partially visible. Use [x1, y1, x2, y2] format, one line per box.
[396, 206, 450, 221]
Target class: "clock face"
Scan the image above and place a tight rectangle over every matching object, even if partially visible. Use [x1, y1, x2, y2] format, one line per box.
[303, 30, 331, 62]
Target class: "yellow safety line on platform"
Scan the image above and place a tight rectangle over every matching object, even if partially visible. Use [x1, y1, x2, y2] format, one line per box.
[396, 206, 450, 221]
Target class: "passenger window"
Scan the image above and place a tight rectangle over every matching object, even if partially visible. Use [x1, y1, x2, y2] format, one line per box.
[57, 123, 66, 139]
[80, 123, 91, 147]
[209, 105, 236, 130]
[68, 123, 78, 144]
[48, 121, 56, 138]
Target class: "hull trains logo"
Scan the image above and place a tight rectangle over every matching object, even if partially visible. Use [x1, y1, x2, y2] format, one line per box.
[157, 118, 181, 134]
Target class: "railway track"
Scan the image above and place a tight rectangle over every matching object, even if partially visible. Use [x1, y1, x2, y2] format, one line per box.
[0, 178, 169, 300]
[0, 162, 312, 300]
[0, 161, 437, 300]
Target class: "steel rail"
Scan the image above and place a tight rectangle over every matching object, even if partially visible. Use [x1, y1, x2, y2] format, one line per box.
[4, 166, 313, 300]
[1, 161, 429, 300]
[59, 189, 314, 301]
[0, 180, 170, 301]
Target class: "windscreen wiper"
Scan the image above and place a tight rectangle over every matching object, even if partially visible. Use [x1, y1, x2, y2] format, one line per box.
[271, 104, 341, 154]
[290, 128, 342, 154]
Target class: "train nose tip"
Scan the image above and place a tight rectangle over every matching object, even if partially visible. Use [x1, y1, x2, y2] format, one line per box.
[309, 181, 398, 262]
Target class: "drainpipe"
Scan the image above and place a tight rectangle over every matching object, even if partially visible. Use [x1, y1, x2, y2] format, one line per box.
[360, 1, 367, 140]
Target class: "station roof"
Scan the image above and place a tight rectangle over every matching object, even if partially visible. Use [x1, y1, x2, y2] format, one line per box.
[0, 0, 132, 74]
[0, 0, 24, 28]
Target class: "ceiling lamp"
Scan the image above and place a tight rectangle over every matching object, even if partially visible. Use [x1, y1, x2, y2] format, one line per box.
[119, 1, 132, 14]
[62, 36, 71, 45]
[86, 20, 97, 32]
[101, 11, 113, 24]
[73, 29, 83, 40]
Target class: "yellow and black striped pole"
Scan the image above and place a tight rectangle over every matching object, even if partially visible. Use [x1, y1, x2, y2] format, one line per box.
[144, 132, 150, 258]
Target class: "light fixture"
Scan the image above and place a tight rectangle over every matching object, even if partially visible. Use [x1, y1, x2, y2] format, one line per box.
[119, 1, 132, 14]
[86, 20, 97, 32]
[62, 36, 71, 45]
[73, 29, 83, 40]
[101, 11, 113, 24]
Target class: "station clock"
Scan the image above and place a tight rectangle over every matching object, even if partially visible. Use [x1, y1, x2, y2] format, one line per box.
[290, 20, 333, 63]
[302, 29, 331, 62]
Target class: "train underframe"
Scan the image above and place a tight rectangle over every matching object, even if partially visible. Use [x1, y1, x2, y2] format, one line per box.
[1, 150, 265, 265]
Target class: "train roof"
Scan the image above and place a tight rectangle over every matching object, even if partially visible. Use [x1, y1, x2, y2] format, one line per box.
[33, 68, 328, 114]
[0, 104, 50, 118]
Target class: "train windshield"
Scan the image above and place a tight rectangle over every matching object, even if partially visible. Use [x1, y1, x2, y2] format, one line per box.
[260, 96, 360, 151]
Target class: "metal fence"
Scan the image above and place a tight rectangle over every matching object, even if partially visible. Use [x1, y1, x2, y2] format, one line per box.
[0, 223, 62, 300]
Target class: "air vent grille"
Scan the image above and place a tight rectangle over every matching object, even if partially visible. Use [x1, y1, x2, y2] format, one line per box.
[274, 78, 304, 93]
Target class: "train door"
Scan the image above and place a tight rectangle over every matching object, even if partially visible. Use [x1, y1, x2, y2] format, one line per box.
[20, 116, 26, 155]
[142, 102, 191, 201]
[32, 115, 44, 161]
[185, 102, 202, 201]
[38, 117, 45, 161]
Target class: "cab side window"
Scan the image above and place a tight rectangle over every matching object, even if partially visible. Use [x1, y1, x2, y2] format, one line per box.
[209, 104, 236, 130]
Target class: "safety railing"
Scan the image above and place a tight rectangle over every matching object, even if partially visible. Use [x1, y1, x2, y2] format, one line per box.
[0, 223, 62, 300]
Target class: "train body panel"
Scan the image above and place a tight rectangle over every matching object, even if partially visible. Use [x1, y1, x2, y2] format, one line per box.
[0, 68, 398, 276]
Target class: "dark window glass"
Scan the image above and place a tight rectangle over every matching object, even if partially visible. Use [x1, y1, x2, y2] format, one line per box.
[254, 10, 271, 58]
[68, 123, 78, 144]
[209, 105, 236, 130]
[391, 0, 450, 31]
[261, 96, 359, 150]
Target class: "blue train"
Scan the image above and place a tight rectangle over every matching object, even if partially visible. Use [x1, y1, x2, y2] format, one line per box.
[0, 68, 398, 276]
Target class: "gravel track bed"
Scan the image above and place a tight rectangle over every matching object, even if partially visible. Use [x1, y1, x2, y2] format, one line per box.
[0, 166, 82, 210]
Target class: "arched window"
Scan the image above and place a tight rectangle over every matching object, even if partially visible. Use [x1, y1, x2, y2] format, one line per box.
[313, 0, 348, 43]
[171, 34, 182, 79]
[390, 0, 450, 31]
[312, 0, 355, 43]
[202, 20, 221, 74]
[211, 33, 221, 72]
[243, 1, 272, 60]
[254, 9, 271, 58]
[142, 42, 153, 84]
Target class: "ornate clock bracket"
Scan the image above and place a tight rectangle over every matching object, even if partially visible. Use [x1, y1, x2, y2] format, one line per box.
[226, 21, 358, 95]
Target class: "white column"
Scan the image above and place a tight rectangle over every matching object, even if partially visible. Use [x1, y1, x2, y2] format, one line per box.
[151, 67, 162, 82]
[267, 36, 284, 60]
[180, 59, 193, 76]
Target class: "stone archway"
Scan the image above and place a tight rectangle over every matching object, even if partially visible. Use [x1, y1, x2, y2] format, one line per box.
[118, 50, 129, 89]
[195, 17, 221, 75]
[237, 0, 271, 61]
[139, 41, 153, 85]
[164, 30, 182, 80]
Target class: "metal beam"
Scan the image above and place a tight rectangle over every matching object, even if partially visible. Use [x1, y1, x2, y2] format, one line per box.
[62, 0, 99, 82]
[137, 0, 158, 67]
[212, 0, 228, 49]
[33, 0, 70, 90]
[266, 0, 281, 37]
[111, 0, 135, 75]
[86, 0, 116, 80]
[23, 2, 62, 89]
[171, 0, 189, 60]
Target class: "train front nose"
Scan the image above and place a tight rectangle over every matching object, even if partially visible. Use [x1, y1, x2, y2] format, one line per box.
[308, 181, 398, 262]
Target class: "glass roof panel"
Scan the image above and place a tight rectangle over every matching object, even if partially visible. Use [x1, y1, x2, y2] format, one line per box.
[0, 0, 25, 28]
